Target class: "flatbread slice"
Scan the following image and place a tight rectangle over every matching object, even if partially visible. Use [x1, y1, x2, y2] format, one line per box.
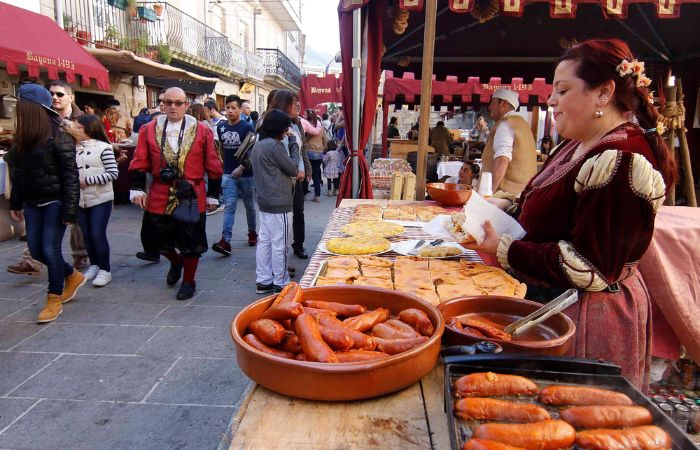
[361, 266, 392, 279]
[324, 267, 361, 279]
[315, 277, 355, 286]
[325, 256, 360, 270]
[399, 286, 441, 306]
[382, 207, 401, 220]
[356, 255, 393, 268]
[326, 236, 391, 255]
[394, 256, 429, 272]
[394, 275, 435, 292]
[471, 271, 518, 290]
[459, 261, 500, 276]
[352, 276, 394, 290]
[436, 280, 485, 302]
[397, 205, 416, 221]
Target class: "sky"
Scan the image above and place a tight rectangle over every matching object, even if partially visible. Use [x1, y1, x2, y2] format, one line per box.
[302, 0, 340, 58]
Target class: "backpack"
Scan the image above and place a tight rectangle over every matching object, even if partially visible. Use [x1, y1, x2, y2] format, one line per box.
[233, 131, 258, 173]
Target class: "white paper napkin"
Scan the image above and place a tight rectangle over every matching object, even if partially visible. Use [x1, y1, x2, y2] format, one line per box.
[461, 192, 526, 244]
[421, 215, 455, 240]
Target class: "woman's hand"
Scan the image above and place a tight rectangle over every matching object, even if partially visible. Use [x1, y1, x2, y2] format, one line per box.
[79, 177, 88, 189]
[10, 210, 23, 222]
[463, 220, 501, 255]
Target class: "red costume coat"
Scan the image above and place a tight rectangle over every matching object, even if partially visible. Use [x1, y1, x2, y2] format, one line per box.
[500, 124, 667, 389]
[129, 115, 223, 214]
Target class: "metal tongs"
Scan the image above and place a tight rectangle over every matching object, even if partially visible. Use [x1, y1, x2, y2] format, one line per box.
[503, 289, 579, 337]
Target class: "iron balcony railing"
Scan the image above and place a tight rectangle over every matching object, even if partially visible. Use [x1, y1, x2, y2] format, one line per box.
[62, 0, 266, 79]
[257, 48, 301, 87]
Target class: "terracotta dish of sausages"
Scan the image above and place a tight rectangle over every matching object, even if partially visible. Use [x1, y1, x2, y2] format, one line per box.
[560, 405, 653, 429]
[473, 420, 576, 450]
[398, 308, 435, 336]
[342, 308, 391, 332]
[460, 318, 512, 341]
[294, 313, 338, 363]
[462, 439, 527, 450]
[538, 385, 633, 406]
[302, 300, 366, 317]
[248, 319, 286, 346]
[575, 425, 672, 450]
[454, 398, 551, 423]
[454, 372, 539, 397]
[243, 334, 295, 360]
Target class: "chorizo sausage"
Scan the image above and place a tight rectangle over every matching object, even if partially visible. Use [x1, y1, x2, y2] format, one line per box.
[243, 334, 295, 359]
[372, 322, 417, 340]
[560, 405, 653, 429]
[398, 308, 435, 336]
[385, 319, 421, 338]
[277, 332, 302, 353]
[302, 300, 366, 317]
[459, 318, 512, 341]
[575, 425, 672, 450]
[302, 306, 337, 320]
[462, 439, 527, 450]
[248, 319, 286, 346]
[270, 282, 302, 307]
[318, 315, 377, 351]
[318, 324, 354, 351]
[454, 398, 551, 423]
[342, 308, 390, 332]
[334, 350, 390, 363]
[373, 336, 428, 355]
[260, 302, 303, 321]
[294, 313, 338, 363]
[538, 385, 633, 406]
[447, 317, 464, 331]
[454, 372, 539, 398]
[473, 420, 576, 450]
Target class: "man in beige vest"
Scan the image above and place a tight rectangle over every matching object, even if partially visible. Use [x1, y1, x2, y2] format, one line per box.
[481, 89, 537, 209]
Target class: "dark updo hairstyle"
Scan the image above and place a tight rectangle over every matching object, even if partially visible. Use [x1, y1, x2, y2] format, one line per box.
[259, 109, 292, 140]
[558, 38, 676, 189]
[76, 114, 111, 143]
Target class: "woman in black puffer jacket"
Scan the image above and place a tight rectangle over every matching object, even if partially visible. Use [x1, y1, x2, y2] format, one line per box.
[8, 84, 85, 323]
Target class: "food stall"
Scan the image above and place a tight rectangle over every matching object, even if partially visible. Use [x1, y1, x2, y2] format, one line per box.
[229, 196, 700, 448]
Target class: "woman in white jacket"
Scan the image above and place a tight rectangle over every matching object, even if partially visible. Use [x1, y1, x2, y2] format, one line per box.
[72, 115, 119, 286]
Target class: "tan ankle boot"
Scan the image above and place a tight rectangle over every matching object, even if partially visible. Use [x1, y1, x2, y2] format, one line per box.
[61, 270, 86, 304]
[37, 293, 62, 323]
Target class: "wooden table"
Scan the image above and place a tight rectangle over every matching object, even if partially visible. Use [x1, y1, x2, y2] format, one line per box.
[228, 199, 455, 450]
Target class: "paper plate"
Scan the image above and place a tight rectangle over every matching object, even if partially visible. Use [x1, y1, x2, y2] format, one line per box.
[391, 239, 466, 258]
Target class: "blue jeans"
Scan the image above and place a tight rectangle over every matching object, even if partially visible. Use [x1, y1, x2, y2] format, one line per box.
[77, 202, 112, 271]
[24, 201, 73, 295]
[221, 174, 256, 242]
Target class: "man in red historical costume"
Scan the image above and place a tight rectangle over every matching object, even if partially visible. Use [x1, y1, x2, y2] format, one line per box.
[129, 87, 223, 300]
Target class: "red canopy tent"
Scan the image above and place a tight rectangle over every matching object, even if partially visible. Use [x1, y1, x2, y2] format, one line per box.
[298, 74, 344, 111]
[0, 2, 110, 90]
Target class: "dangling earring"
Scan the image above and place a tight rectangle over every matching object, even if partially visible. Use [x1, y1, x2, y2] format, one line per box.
[595, 110, 604, 118]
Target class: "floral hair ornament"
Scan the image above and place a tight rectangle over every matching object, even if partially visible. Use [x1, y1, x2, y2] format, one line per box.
[616, 59, 652, 88]
[645, 121, 666, 136]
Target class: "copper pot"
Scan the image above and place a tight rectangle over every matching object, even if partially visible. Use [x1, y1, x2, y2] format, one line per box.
[438, 296, 576, 356]
[230, 286, 444, 401]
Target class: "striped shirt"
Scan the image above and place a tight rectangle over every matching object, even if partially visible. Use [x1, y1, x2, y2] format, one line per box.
[81, 140, 119, 185]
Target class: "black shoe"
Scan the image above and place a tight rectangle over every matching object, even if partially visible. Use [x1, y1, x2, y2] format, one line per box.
[256, 283, 274, 294]
[166, 263, 183, 286]
[293, 248, 308, 259]
[136, 251, 160, 262]
[176, 282, 196, 300]
[272, 285, 284, 293]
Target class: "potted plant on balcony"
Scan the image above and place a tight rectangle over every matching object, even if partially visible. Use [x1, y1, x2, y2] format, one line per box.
[132, 31, 149, 55]
[107, 0, 129, 10]
[63, 14, 75, 36]
[127, 0, 138, 18]
[153, 3, 164, 18]
[104, 24, 121, 49]
[75, 24, 92, 46]
[156, 43, 171, 64]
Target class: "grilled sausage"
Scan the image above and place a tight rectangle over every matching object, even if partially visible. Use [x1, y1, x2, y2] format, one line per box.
[260, 302, 303, 321]
[560, 405, 653, 429]
[342, 308, 390, 332]
[318, 315, 377, 351]
[318, 324, 354, 351]
[373, 336, 428, 355]
[372, 322, 417, 340]
[454, 398, 551, 423]
[302, 300, 366, 317]
[575, 425, 672, 450]
[270, 282, 302, 307]
[243, 334, 295, 359]
[248, 319, 286, 346]
[462, 439, 527, 450]
[302, 306, 337, 320]
[294, 313, 338, 363]
[538, 385, 633, 406]
[460, 318, 512, 341]
[447, 317, 464, 330]
[454, 372, 539, 398]
[277, 332, 302, 353]
[473, 420, 576, 450]
[334, 349, 390, 363]
[398, 308, 435, 336]
[385, 319, 421, 338]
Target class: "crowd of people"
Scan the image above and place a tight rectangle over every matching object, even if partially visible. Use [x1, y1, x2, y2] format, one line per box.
[4, 82, 349, 322]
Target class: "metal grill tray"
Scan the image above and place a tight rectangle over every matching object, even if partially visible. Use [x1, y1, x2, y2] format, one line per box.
[443, 355, 698, 450]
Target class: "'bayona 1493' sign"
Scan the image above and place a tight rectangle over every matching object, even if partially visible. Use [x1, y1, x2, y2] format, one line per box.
[25, 51, 76, 70]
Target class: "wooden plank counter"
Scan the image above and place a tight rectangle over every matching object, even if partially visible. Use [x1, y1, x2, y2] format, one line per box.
[229, 200, 455, 450]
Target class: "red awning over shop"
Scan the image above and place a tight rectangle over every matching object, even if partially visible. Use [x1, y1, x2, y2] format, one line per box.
[298, 74, 344, 110]
[0, 2, 110, 90]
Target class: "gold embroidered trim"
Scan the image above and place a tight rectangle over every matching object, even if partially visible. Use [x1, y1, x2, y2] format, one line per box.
[155, 116, 198, 215]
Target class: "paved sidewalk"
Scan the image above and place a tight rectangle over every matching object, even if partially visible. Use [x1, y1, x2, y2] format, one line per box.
[0, 193, 336, 449]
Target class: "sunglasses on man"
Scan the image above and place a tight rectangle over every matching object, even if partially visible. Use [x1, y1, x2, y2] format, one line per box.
[50, 91, 66, 98]
[164, 100, 187, 107]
